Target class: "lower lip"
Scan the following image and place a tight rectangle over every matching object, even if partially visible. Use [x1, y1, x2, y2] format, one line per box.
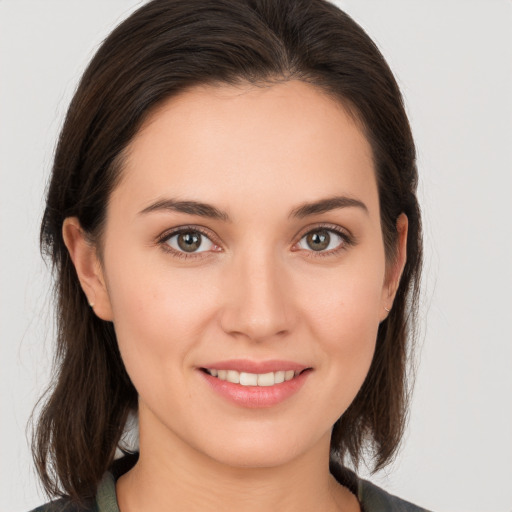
[199, 370, 311, 408]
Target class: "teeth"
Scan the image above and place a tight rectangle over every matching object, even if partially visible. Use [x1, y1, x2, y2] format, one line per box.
[274, 371, 285, 384]
[240, 372, 258, 386]
[257, 372, 275, 386]
[206, 368, 301, 386]
[226, 370, 239, 384]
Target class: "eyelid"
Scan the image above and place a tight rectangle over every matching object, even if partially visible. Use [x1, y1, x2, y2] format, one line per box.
[295, 222, 352, 239]
[293, 223, 355, 256]
[156, 222, 355, 260]
[157, 224, 217, 243]
[156, 225, 221, 259]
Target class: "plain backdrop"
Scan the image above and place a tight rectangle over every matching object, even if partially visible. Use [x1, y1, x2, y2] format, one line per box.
[1, 1, 511, 511]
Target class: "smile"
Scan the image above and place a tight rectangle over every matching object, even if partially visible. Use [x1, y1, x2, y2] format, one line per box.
[199, 363, 311, 408]
[203, 368, 300, 386]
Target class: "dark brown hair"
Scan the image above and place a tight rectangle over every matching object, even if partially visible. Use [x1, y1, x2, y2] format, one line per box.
[35, 0, 422, 503]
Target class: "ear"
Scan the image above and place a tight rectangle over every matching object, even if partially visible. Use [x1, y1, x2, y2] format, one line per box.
[62, 217, 114, 321]
[380, 213, 408, 321]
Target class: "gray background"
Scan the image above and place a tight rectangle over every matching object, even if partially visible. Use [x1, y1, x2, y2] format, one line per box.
[1, 1, 511, 511]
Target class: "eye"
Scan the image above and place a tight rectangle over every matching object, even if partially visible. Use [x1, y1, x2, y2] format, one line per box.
[296, 227, 350, 254]
[162, 228, 217, 255]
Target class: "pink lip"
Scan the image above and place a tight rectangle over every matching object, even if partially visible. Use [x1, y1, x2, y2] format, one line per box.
[200, 359, 309, 374]
[197, 359, 312, 409]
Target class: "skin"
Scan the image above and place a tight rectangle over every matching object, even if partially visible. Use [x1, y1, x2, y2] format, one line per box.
[63, 80, 407, 512]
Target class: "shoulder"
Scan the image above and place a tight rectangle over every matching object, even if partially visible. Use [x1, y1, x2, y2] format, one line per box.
[27, 473, 111, 512]
[30, 453, 136, 512]
[330, 461, 432, 512]
[357, 478, 432, 512]
[29, 499, 98, 512]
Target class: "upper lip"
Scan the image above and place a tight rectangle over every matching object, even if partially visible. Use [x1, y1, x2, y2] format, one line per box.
[199, 359, 311, 374]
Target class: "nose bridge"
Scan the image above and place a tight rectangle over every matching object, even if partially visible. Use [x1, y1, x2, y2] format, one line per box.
[219, 243, 292, 341]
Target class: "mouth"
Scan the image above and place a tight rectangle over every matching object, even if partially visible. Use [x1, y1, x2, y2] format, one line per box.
[200, 368, 310, 387]
[198, 359, 312, 407]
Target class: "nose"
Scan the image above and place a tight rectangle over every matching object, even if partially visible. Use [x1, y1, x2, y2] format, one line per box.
[218, 249, 294, 343]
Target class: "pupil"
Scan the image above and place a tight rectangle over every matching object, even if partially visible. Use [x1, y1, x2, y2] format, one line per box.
[178, 232, 201, 252]
[307, 230, 330, 251]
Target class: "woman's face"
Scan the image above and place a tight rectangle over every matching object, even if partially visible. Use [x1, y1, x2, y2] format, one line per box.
[82, 81, 400, 467]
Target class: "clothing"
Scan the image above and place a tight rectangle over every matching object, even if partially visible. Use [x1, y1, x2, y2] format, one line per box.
[31, 453, 431, 512]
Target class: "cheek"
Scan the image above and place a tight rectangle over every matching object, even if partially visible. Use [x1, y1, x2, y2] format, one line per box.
[103, 250, 219, 375]
[304, 256, 385, 336]
[300, 259, 385, 390]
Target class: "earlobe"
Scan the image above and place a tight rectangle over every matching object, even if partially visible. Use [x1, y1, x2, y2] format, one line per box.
[381, 213, 408, 319]
[62, 217, 114, 321]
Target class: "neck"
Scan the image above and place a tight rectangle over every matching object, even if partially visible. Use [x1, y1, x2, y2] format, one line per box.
[116, 406, 359, 512]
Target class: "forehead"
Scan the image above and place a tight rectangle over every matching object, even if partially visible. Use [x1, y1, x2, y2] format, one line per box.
[113, 80, 378, 219]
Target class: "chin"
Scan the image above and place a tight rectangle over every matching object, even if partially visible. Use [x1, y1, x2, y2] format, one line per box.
[207, 445, 301, 469]
[191, 425, 329, 470]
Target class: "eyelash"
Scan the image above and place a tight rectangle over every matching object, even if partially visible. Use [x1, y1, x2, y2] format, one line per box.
[297, 224, 355, 259]
[157, 226, 218, 260]
[156, 224, 355, 260]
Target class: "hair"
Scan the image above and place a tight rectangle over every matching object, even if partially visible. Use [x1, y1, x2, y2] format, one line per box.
[35, 0, 422, 503]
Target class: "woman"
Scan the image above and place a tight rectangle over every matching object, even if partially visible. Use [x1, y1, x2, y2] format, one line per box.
[32, 0, 426, 510]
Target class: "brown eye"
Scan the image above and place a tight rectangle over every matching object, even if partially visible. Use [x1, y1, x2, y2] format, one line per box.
[165, 230, 215, 254]
[305, 230, 330, 251]
[178, 232, 201, 252]
[297, 228, 346, 253]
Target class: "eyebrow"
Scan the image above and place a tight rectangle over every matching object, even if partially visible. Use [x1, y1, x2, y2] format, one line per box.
[138, 195, 368, 221]
[139, 199, 230, 221]
[289, 196, 368, 219]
